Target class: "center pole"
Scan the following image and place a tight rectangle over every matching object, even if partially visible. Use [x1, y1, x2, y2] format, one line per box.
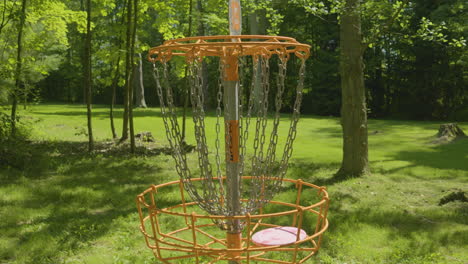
[225, 0, 242, 263]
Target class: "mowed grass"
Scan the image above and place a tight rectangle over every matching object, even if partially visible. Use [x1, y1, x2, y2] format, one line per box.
[0, 103, 467, 264]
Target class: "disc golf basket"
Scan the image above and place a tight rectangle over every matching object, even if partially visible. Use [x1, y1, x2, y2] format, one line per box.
[136, 1, 329, 263]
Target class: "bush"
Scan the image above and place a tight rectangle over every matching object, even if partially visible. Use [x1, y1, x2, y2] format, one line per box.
[450, 106, 468, 122]
[0, 111, 12, 140]
[0, 111, 35, 171]
[0, 79, 12, 105]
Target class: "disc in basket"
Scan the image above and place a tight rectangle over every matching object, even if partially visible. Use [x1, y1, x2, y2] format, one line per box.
[252, 226, 307, 246]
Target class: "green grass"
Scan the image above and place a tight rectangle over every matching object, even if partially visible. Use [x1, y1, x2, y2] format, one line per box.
[1, 103, 467, 264]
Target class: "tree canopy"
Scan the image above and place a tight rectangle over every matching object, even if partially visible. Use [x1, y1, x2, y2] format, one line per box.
[0, 0, 466, 121]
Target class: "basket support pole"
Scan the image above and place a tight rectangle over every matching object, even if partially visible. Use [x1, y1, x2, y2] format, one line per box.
[225, 0, 242, 263]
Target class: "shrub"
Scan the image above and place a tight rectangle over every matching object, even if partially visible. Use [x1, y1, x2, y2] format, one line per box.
[0, 111, 35, 171]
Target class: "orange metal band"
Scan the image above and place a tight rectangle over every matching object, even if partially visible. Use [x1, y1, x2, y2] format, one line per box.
[224, 55, 239, 81]
[226, 232, 242, 258]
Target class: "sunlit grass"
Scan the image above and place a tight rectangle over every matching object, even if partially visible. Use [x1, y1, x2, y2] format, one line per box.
[0, 103, 467, 264]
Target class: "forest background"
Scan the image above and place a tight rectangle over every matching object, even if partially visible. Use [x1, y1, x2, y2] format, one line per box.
[0, 0, 466, 122]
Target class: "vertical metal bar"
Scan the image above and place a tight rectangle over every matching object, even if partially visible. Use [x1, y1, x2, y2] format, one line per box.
[191, 213, 199, 264]
[226, 1, 242, 264]
[292, 207, 304, 263]
[246, 213, 251, 264]
[179, 180, 189, 226]
[292, 179, 304, 227]
[318, 189, 330, 249]
[149, 190, 163, 259]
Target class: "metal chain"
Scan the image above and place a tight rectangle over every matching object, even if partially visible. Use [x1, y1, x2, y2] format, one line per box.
[250, 56, 271, 210]
[189, 60, 222, 214]
[152, 63, 202, 206]
[237, 55, 245, 208]
[274, 58, 306, 192]
[215, 57, 226, 207]
[151, 50, 307, 223]
[264, 54, 288, 182]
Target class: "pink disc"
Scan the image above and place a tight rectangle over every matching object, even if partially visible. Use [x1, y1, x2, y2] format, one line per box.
[252, 226, 308, 246]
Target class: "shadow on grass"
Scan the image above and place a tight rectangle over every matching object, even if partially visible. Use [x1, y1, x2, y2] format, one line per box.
[1, 141, 467, 263]
[286, 160, 467, 262]
[0, 140, 177, 263]
[307, 126, 342, 138]
[328, 204, 468, 257]
[288, 160, 345, 186]
[379, 137, 468, 175]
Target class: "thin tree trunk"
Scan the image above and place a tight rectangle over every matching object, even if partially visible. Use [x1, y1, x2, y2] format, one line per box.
[109, 0, 126, 140]
[181, 0, 193, 142]
[11, 0, 26, 137]
[120, 0, 133, 142]
[135, 53, 147, 108]
[110, 56, 120, 139]
[80, 0, 86, 105]
[84, 0, 94, 152]
[196, 0, 209, 108]
[23, 83, 27, 109]
[67, 48, 72, 103]
[129, 0, 138, 153]
[337, 0, 369, 177]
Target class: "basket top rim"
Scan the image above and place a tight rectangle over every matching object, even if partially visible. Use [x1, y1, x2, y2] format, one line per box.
[148, 35, 311, 63]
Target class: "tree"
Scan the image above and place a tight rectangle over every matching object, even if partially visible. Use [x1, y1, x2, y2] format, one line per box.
[0, 0, 17, 36]
[10, 0, 26, 137]
[120, 0, 133, 143]
[84, 0, 94, 152]
[109, 0, 127, 139]
[336, 0, 368, 177]
[128, 0, 138, 153]
[119, 0, 137, 151]
[181, 0, 193, 143]
[135, 53, 147, 108]
[290, 0, 411, 177]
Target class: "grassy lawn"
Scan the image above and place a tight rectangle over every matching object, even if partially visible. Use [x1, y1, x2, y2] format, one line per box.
[1, 104, 467, 264]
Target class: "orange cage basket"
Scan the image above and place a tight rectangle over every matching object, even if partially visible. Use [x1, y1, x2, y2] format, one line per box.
[136, 177, 329, 264]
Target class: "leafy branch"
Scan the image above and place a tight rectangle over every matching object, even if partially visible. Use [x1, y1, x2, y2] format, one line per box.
[0, 0, 18, 35]
[361, 0, 410, 52]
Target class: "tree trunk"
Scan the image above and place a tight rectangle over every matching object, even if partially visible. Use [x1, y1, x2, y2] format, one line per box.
[109, 0, 126, 140]
[181, 0, 193, 142]
[120, 0, 133, 142]
[11, 0, 27, 137]
[80, 0, 86, 105]
[337, 0, 369, 177]
[128, 0, 138, 153]
[110, 57, 120, 139]
[135, 53, 147, 108]
[197, 0, 209, 108]
[84, 0, 94, 152]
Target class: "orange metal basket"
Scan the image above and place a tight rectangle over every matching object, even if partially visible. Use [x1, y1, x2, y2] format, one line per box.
[147, 35, 310, 63]
[136, 177, 329, 264]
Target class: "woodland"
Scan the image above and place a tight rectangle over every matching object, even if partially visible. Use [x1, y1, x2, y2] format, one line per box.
[0, 0, 467, 264]
[0, 0, 466, 121]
